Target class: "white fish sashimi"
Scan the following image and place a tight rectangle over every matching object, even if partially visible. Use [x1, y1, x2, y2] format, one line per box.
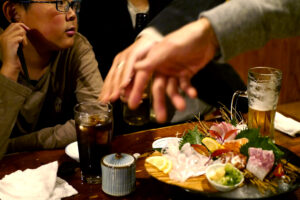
[163, 141, 211, 182]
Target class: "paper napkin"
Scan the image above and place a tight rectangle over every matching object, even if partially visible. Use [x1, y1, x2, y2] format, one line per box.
[0, 161, 78, 200]
[275, 112, 300, 137]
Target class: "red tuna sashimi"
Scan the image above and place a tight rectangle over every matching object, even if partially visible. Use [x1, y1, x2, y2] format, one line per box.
[246, 147, 275, 180]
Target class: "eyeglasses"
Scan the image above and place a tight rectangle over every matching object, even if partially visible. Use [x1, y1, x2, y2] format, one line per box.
[18, 0, 81, 13]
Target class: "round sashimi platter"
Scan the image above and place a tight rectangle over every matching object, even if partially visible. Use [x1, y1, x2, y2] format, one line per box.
[145, 122, 300, 199]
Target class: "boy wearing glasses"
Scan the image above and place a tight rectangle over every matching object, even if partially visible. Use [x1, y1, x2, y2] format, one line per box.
[0, 0, 103, 159]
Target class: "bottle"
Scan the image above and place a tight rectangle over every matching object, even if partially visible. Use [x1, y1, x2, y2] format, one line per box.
[135, 13, 149, 35]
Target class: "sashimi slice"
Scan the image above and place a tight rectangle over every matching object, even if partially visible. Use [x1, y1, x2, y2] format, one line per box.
[246, 147, 275, 180]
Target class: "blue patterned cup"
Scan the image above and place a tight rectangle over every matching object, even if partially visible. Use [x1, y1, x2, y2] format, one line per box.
[101, 153, 136, 196]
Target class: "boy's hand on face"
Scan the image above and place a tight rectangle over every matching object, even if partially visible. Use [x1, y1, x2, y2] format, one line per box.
[0, 23, 29, 81]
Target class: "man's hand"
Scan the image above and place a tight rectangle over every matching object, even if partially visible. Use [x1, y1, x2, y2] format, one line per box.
[129, 18, 219, 122]
[99, 33, 162, 102]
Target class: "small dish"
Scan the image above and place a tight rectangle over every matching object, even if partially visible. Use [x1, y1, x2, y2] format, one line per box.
[152, 137, 181, 149]
[65, 141, 79, 162]
[205, 163, 244, 192]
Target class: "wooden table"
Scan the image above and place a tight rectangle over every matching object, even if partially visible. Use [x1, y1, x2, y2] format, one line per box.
[0, 102, 299, 200]
[277, 101, 300, 122]
[275, 102, 300, 157]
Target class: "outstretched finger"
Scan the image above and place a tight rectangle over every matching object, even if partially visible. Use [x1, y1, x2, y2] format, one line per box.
[110, 60, 128, 101]
[99, 55, 123, 102]
[166, 77, 186, 111]
[151, 74, 168, 123]
[128, 69, 152, 110]
[179, 76, 197, 98]
[120, 38, 155, 88]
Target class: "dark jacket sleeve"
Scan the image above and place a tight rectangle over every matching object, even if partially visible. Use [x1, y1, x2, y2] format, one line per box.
[148, 0, 225, 36]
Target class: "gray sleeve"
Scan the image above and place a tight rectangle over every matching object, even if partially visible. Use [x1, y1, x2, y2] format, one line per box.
[149, 0, 225, 36]
[8, 120, 76, 153]
[0, 74, 31, 159]
[201, 0, 300, 62]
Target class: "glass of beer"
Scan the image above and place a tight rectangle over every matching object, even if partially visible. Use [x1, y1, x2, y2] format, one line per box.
[74, 101, 113, 184]
[231, 67, 282, 140]
[121, 81, 151, 126]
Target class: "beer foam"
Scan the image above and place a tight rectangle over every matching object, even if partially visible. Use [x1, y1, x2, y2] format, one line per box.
[249, 104, 274, 111]
[248, 80, 279, 111]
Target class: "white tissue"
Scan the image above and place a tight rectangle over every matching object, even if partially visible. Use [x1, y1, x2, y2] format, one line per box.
[49, 177, 78, 200]
[275, 112, 300, 137]
[0, 161, 77, 200]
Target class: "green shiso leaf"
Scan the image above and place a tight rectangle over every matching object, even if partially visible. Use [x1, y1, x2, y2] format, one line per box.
[236, 128, 284, 161]
[179, 126, 205, 150]
[230, 118, 238, 126]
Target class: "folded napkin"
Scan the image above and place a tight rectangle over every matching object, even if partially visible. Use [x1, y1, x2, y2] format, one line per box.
[0, 161, 77, 200]
[275, 112, 300, 137]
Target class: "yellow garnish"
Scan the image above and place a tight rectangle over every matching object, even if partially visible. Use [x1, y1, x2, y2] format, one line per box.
[202, 137, 223, 152]
[146, 156, 172, 174]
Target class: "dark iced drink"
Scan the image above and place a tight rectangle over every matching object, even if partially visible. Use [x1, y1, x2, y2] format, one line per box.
[74, 102, 113, 184]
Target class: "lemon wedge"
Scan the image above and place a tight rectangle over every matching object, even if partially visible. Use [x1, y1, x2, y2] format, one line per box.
[202, 137, 223, 152]
[163, 159, 172, 174]
[146, 156, 172, 174]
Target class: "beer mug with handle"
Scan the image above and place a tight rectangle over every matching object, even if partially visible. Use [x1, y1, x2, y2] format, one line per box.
[231, 67, 282, 141]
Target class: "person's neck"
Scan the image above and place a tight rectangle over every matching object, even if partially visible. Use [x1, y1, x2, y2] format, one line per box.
[23, 41, 52, 81]
[128, 0, 149, 11]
